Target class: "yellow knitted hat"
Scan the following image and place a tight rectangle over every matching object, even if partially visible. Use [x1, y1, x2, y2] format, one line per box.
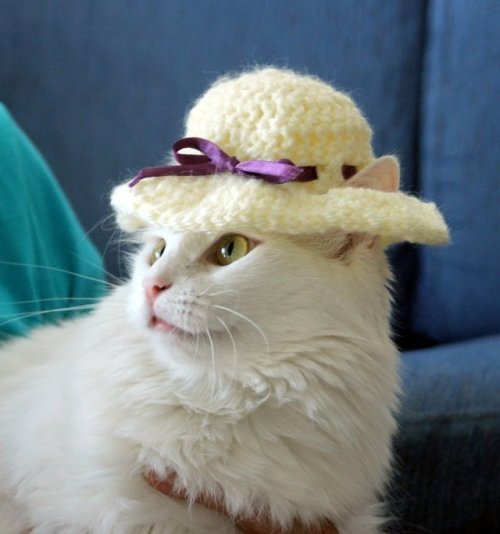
[111, 68, 449, 245]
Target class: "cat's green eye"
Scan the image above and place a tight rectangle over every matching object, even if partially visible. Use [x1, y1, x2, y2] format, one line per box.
[215, 235, 251, 266]
[149, 239, 166, 265]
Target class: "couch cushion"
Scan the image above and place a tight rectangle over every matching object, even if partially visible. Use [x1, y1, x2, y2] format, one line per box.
[412, 0, 500, 342]
[400, 335, 499, 419]
[390, 335, 500, 532]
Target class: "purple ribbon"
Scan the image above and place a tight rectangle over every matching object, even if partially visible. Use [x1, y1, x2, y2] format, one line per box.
[128, 137, 317, 187]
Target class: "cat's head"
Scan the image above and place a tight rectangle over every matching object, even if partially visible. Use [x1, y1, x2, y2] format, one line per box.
[125, 226, 391, 380]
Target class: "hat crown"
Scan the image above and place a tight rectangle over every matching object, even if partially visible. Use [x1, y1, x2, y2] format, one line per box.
[185, 68, 374, 192]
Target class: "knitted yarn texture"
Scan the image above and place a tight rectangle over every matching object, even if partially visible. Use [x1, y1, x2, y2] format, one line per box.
[111, 68, 449, 245]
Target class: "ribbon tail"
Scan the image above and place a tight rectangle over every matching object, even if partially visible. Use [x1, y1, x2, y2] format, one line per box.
[128, 163, 219, 187]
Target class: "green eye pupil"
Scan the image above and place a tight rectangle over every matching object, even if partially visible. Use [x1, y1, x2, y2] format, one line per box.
[215, 235, 250, 265]
[150, 239, 166, 265]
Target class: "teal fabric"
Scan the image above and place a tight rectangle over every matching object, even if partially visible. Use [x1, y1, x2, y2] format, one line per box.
[0, 104, 105, 341]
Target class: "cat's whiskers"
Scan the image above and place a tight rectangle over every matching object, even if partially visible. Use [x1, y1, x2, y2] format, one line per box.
[192, 330, 200, 361]
[115, 228, 133, 281]
[196, 283, 216, 298]
[77, 212, 116, 245]
[0, 298, 124, 328]
[0, 261, 115, 290]
[69, 251, 124, 286]
[214, 315, 238, 379]
[212, 304, 270, 355]
[203, 325, 217, 425]
[78, 212, 127, 278]
[0, 304, 99, 327]
[101, 221, 122, 258]
[1, 296, 109, 306]
[206, 289, 239, 298]
[77, 213, 135, 283]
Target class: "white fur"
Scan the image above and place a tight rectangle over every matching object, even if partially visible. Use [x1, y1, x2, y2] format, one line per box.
[0, 230, 399, 533]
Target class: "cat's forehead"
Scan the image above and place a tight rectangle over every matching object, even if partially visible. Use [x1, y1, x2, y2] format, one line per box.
[143, 229, 220, 251]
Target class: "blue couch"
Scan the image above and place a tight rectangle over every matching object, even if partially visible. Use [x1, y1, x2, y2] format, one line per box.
[1, 1, 498, 531]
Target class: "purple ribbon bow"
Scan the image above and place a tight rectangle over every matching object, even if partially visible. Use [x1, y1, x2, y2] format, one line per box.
[128, 137, 317, 187]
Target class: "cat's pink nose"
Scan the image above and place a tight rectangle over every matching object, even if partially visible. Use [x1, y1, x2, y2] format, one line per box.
[143, 279, 172, 304]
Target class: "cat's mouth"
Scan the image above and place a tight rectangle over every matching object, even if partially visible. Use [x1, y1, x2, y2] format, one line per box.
[150, 316, 175, 331]
[149, 315, 187, 336]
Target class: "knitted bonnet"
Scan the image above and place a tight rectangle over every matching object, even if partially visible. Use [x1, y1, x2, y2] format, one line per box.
[111, 68, 449, 245]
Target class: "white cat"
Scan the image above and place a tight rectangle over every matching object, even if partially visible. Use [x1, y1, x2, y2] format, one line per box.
[0, 163, 400, 533]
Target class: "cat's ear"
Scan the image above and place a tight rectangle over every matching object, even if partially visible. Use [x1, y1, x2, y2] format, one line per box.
[334, 157, 400, 256]
[345, 156, 400, 193]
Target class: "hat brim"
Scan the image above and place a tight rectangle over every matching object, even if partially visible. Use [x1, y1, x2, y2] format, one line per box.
[111, 174, 449, 246]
